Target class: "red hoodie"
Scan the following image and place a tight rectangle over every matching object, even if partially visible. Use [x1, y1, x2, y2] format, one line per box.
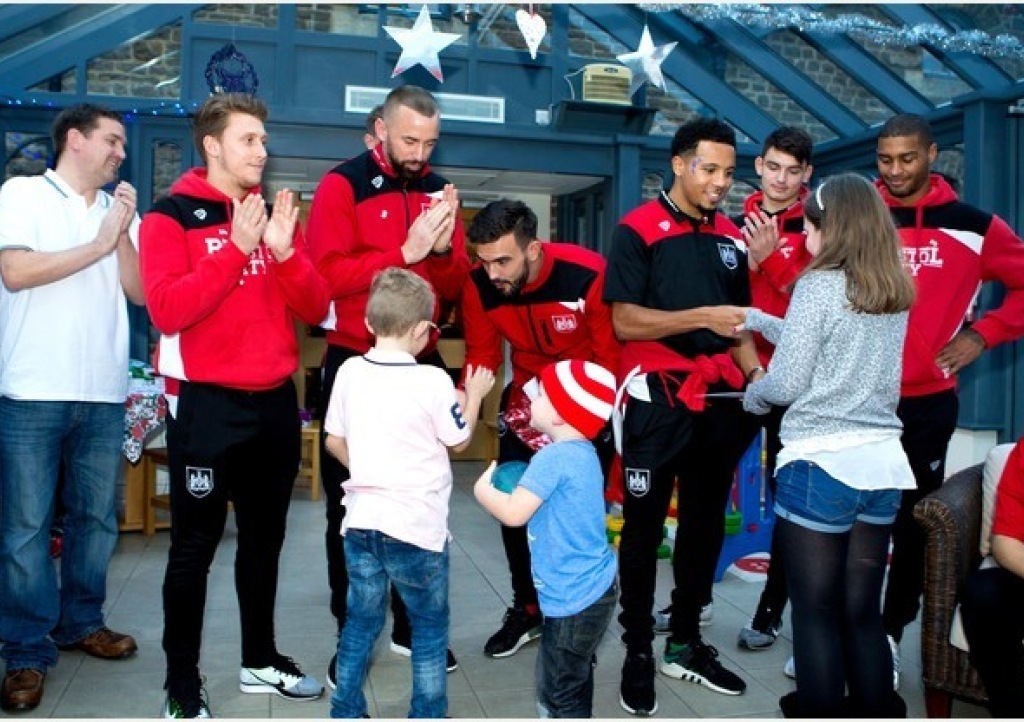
[877, 174, 1024, 397]
[305, 144, 470, 354]
[140, 168, 330, 392]
[737, 189, 813, 367]
[461, 242, 620, 388]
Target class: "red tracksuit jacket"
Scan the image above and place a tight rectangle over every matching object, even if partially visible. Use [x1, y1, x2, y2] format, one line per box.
[877, 174, 1024, 397]
[140, 168, 330, 391]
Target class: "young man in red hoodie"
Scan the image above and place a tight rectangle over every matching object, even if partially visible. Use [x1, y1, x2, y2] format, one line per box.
[305, 84, 469, 683]
[140, 93, 330, 718]
[876, 113, 1024, 686]
[460, 198, 621, 659]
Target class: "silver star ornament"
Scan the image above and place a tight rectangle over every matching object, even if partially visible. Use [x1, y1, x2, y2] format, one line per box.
[384, 4, 461, 82]
[616, 24, 678, 97]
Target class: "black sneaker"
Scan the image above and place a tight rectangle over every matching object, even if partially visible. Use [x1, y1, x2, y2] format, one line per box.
[620, 651, 658, 716]
[326, 653, 337, 690]
[660, 638, 746, 696]
[163, 676, 212, 718]
[483, 607, 542, 658]
[389, 633, 459, 673]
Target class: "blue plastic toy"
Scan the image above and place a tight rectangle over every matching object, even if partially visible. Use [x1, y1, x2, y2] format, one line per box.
[492, 461, 528, 494]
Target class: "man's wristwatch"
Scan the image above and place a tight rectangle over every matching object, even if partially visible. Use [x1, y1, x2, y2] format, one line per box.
[746, 365, 766, 382]
[430, 244, 452, 256]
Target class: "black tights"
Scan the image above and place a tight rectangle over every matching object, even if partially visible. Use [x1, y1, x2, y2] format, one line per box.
[778, 517, 895, 715]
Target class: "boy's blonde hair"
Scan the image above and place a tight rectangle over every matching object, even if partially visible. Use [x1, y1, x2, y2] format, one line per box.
[366, 267, 435, 338]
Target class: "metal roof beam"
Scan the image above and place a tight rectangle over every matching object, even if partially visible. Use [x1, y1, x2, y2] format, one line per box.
[570, 4, 781, 143]
[797, 31, 932, 117]
[694, 17, 866, 137]
[0, 4, 77, 44]
[0, 5, 203, 92]
[879, 4, 1011, 90]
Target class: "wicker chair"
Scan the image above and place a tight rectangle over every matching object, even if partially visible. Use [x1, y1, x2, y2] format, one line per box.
[912, 463, 989, 717]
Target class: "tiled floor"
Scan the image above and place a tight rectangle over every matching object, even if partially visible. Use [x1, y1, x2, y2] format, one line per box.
[17, 459, 990, 718]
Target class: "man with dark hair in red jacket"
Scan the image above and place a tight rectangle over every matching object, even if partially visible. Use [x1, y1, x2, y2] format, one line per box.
[876, 113, 1024, 687]
[461, 198, 620, 660]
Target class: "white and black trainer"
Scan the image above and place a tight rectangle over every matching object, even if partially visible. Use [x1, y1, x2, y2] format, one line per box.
[239, 655, 323, 701]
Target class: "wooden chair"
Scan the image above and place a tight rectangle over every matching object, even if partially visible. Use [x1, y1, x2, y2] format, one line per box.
[143, 447, 171, 536]
[296, 421, 322, 501]
[913, 463, 989, 717]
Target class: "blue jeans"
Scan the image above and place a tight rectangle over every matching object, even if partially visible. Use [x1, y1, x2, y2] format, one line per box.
[536, 581, 617, 718]
[330, 529, 449, 719]
[774, 460, 902, 533]
[0, 398, 123, 671]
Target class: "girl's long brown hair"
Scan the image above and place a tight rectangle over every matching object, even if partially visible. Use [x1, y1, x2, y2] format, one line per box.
[803, 173, 915, 314]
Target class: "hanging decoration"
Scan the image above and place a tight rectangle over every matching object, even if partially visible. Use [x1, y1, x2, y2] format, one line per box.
[204, 43, 259, 95]
[384, 4, 461, 82]
[637, 4, 1024, 60]
[616, 24, 678, 97]
[515, 5, 547, 60]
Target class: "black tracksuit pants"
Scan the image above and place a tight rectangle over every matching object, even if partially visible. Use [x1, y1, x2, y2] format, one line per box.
[163, 379, 300, 680]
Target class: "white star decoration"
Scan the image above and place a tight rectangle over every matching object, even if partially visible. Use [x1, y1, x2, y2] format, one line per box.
[616, 24, 678, 97]
[384, 4, 461, 82]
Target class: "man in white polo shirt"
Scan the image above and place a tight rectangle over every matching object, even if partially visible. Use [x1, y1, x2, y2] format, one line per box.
[0, 103, 144, 712]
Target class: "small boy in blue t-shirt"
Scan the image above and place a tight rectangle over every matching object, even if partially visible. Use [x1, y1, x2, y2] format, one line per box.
[475, 359, 618, 718]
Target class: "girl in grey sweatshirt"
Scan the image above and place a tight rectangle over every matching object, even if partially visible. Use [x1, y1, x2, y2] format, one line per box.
[740, 173, 916, 718]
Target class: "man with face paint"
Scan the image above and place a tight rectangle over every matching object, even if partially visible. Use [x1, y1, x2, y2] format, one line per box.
[306, 85, 470, 683]
[874, 113, 1024, 688]
[603, 118, 762, 714]
[460, 199, 620, 659]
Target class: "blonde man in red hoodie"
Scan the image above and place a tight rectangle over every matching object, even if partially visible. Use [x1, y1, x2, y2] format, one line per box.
[140, 93, 330, 718]
[876, 113, 1024, 687]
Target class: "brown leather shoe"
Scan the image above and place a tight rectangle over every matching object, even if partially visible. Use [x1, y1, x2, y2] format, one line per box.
[63, 627, 138, 660]
[1, 668, 45, 712]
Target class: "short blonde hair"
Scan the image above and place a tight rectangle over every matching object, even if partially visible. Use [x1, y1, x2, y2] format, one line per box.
[366, 267, 435, 338]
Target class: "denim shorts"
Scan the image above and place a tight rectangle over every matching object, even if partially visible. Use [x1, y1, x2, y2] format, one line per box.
[774, 460, 902, 533]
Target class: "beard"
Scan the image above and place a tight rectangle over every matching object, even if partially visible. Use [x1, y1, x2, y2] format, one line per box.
[493, 263, 531, 297]
[386, 146, 424, 184]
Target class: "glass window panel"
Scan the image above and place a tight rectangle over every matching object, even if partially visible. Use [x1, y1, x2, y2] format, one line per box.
[29, 68, 77, 94]
[761, 29, 891, 128]
[642, 172, 665, 202]
[815, 4, 971, 105]
[936, 5, 1024, 81]
[86, 23, 182, 99]
[294, 4, 378, 36]
[5, 132, 50, 182]
[151, 141, 183, 205]
[0, 6, 111, 63]
[193, 4, 278, 29]
[475, 4, 550, 53]
[720, 49, 836, 143]
[568, 6, 625, 59]
[935, 145, 964, 194]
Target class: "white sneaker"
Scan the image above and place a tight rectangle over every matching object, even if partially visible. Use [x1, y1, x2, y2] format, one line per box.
[239, 655, 323, 700]
[652, 602, 713, 634]
[887, 635, 900, 690]
[700, 602, 714, 627]
[783, 656, 796, 679]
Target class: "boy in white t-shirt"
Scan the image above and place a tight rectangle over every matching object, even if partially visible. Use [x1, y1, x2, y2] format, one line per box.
[323, 267, 494, 719]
